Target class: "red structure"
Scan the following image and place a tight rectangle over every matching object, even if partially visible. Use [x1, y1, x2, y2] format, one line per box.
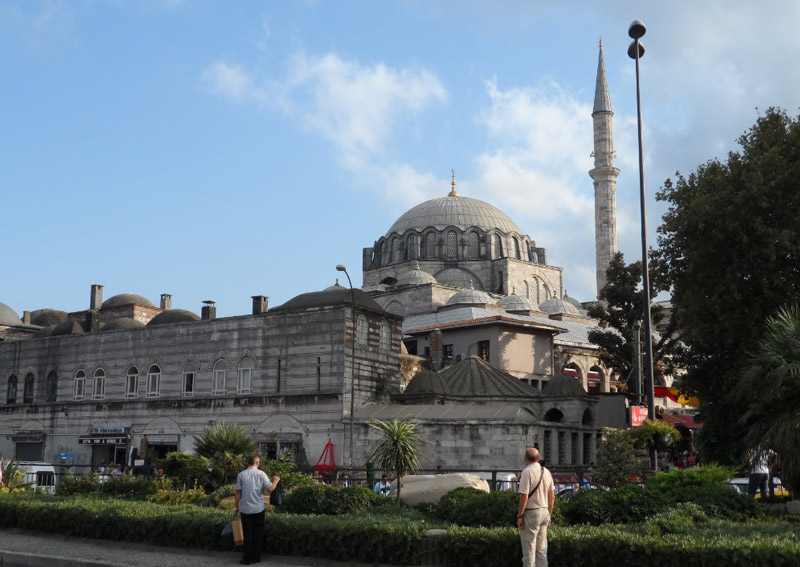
[314, 438, 337, 472]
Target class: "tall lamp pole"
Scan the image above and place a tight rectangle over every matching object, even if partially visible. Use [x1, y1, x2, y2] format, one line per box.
[628, 20, 657, 431]
[336, 264, 356, 471]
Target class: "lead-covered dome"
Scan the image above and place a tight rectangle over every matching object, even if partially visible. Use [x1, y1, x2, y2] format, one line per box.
[102, 293, 154, 309]
[539, 297, 581, 316]
[147, 309, 200, 326]
[397, 261, 437, 286]
[387, 194, 522, 236]
[0, 302, 21, 326]
[445, 283, 495, 307]
[498, 293, 537, 313]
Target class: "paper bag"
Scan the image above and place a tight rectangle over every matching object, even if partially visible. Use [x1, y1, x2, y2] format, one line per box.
[232, 515, 244, 546]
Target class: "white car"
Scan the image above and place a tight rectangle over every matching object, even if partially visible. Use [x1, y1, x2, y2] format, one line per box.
[729, 476, 790, 499]
[473, 472, 518, 492]
[20, 462, 57, 493]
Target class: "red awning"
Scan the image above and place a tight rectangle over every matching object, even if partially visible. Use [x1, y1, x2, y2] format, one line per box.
[660, 412, 701, 430]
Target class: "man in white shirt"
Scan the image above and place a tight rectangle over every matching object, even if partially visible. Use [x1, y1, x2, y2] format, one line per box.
[516, 447, 554, 567]
[748, 449, 774, 498]
[234, 456, 280, 565]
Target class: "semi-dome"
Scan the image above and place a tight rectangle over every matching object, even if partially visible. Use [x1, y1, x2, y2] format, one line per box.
[30, 308, 68, 327]
[445, 283, 495, 307]
[497, 293, 537, 313]
[542, 373, 587, 396]
[101, 318, 146, 332]
[386, 194, 522, 236]
[147, 309, 200, 326]
[539, 297, 581, 316]
[397, 261, 437, 286]
[102, 293, 154, 309]
[0, 302, 21, 326]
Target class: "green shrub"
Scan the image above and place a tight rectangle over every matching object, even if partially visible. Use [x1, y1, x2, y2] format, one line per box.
[150, 484, 207, 506]
[644, 502, 710, 536]
[282, 484, 379, 515]
[207, 483, 236, 507]
[433, 487, 518, 528]
[663, 484, 762, 522]
[57, 473, 171, 500]
[561, 486, 669, 525]
[646, 464, 734, 492]
[159, 452, 211, 489]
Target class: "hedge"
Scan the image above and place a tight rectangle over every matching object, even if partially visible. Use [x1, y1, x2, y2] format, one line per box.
[1, 494, 799, 566]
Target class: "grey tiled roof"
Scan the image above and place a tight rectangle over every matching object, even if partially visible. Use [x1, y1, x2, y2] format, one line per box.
[354, 403, 536, 422]
[387, 194, 522, 236]
[440, 356, 540, 397]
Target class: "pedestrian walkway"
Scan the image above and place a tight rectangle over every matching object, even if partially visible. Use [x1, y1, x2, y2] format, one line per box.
[0, 529, 387, 567]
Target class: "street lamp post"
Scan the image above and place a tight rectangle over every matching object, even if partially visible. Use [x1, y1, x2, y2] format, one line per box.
[336, 264, 356, 472]
[628, 19, 658, 470]
[633, 320, 642, 406]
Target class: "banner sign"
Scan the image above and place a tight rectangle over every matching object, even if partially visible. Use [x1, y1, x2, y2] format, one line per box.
[146, 434, 179, 444]
[631, 406, 648, 427]
[79, 436, 128, 445]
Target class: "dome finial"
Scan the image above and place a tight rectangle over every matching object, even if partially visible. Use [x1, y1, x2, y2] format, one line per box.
[449, 169, 458, 196]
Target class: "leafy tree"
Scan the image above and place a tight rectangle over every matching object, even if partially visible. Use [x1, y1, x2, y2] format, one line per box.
[587, 252, 678, 387]
[654, 108, 800, 464]
[193, 422, 257, 487]
[737, 304, 800, 494]
[159, 451, 212, 489]
[368, 419, 425, 505]
[593, 428, 646, 488]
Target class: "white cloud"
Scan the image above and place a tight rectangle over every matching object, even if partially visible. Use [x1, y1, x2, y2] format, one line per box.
[202, 62, 255, 102]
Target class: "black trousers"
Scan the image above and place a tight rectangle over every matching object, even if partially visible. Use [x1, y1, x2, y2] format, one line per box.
[241, 510, 265, 563]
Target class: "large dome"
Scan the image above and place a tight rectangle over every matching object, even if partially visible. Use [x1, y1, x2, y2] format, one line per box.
[387, 194, 522, 236]
[0, 302, 21, 326]
[102, 293, 154, 309]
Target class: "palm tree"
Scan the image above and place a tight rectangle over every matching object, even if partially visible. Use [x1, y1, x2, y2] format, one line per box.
[1, 458, 29, 491]
[193, 422, 257, 487]
[368, 419, 425, 505]
[738, 305, 800, 495]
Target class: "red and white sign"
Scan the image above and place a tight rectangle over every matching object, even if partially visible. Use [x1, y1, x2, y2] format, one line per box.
[631, 406, 648, 427]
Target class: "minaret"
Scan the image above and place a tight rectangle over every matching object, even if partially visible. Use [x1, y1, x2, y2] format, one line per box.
[589, 41, 620, 297]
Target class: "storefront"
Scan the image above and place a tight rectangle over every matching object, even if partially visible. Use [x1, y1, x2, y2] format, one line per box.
[143, 434, 179, 464]
[79, 430, 130, 468]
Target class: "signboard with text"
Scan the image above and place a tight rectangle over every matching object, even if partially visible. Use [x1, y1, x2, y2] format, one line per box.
[631, 406, 648, 427]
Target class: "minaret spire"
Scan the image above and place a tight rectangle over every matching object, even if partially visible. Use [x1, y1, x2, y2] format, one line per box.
[589, 40, 620, 297]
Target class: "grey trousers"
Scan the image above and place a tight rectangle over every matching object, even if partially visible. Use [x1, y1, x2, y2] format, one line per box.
[520, 508, 549, 567]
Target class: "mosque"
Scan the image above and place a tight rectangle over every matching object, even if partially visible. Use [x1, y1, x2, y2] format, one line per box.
[0, 46, 631, 472]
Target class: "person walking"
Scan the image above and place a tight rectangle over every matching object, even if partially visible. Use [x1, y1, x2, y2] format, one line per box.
[516, 447, 554, 567]
[234, 455, 280, 565]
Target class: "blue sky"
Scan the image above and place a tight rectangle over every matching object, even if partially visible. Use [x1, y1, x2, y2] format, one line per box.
[3, 1, 800, 318]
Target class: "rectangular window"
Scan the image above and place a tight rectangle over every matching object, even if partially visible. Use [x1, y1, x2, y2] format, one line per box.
[316, 357, 321, 391]
[237, 367, 252, 394]
[146, 372, 160, 398]
[478, 340, 490, 362]
[558, 431, 566, 465]
[405, 340, 418, 355]
[443, 344, 454, 359]
[125, 374, 138, 399]
[74, 377, 85, 401]
[583, 433, 592, 465]
[276, 359, 281, 393]
[213, 370, 227, 395]
[571, 432, 579, 465]
[183, 371, 195, 397]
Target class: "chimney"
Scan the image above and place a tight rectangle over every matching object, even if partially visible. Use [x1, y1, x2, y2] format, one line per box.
[252, 295, 269, 315]
[22, 311, 31, 325]
[201, 300, 217, 321]
[429, 330, 444, 370]
[160, 294, 172, 310]
[90, 284, 104, 310]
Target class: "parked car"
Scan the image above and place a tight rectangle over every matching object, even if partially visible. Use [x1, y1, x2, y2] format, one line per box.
[729, 476, 791, 499]
[20, 462, 57, 493]
[474, 472, 518, 492]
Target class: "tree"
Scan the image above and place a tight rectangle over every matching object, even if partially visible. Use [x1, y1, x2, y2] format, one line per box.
[594, 428, 646, 488]
[193, 422, 257, 487]
[654, 108, 800, 464]
[587, 252, 677, 388]
[368, 419, 425, 504]
[737, 304, 800, 494]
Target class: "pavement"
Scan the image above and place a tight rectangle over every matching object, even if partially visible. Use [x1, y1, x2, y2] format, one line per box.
[0, 529, 389, 567]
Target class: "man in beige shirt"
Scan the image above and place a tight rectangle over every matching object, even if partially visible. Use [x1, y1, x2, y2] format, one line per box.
[516, 447, 555, 567]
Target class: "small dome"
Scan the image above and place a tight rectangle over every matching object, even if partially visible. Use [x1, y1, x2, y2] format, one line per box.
[50, 320, 87, 336]
[0, 302, 21, 326]
[542, 374, 587, 396]
[324, 279, 346, 292]
[30, 308, 68, 327]
[397, 261, 437, 286]
[539, 297, 581, 316]
[147, 309, 200, 326]
[445, 283, 495, 307]
[497, 292, 537, 313]
[404, 369, 452, 396]
[101, 293, 154, 309]
[101, 318, 146, 332]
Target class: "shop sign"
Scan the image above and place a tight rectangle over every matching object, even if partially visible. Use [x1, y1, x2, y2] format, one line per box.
[12, 435, 43, 443]
[631, 406, 648, 427]
[79, 436, 128, 445]
[98, 427, 127, 434]
[146, 434, 179, 444]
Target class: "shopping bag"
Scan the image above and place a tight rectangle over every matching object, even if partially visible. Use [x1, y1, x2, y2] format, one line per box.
[232, 514, 244, 546]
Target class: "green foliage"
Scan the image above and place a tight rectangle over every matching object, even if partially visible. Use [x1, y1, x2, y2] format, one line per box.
[193, 422, 257, 487]
[654, 108, 800, 465]
[206, 483, 236, 508]
[258, 453, 315, 493]
[159, 452, 211, 489]
[594, 428, 647, 488]
[282, 484, 379, 515]
[646, 464, 734, 492]
[56, 473, 171, 499]
[738, 304, 800, 494]
[368, 419, 426, 504]
[644, 502, 710, 536]
[433, 487, 518, 528]
[0, 459, 30, 491]
[561, 485, 669, 525]
[150, 484, 207, 506]
[626, 420, 680, 449]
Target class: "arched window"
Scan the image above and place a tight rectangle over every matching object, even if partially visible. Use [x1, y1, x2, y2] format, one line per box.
[126, 367, 139, 399]
[406, 234, 418, 260]
[23, 373, 35, 404]
[45, 371, 58, 402]
[493, 234, 503, 259]
[385, 300, 407, 317]
[467, 232, 480, 260]
[183, 363, 196, 397]
[544, 408, 564, 422]
[582, 408, 594, 426]
[392, 237, 402, 263]
[513, 237, 521, 259]
[238, 358, 253, 394]
[530, 246, 539, 263]
[213, 360, 228, 395]
[73, 370, 85, 401]
[381, 241, 390, 266]
[425, 232, 437, 259]
[146, 365, 161, 398]
[92, 369, 105, 400]
[446, 231, 458, 259]
[7, 375, 18, 404]
[523, 281, 530, 299]
[356, 314, 368, 346]
[380, 320, 391, 351]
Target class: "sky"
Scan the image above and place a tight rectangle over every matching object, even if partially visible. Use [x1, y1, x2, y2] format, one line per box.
[2, 0, 800, 318]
